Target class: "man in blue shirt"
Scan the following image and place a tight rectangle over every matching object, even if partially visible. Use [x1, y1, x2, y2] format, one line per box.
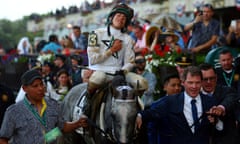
[41, 34, 63, 54]
[71, 26, 88, 54]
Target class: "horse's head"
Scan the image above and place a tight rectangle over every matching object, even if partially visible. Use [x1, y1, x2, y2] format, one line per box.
[111, 84, 139, 144]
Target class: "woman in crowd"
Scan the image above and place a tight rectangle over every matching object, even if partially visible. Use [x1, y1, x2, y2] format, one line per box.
[50, 69, 72, 102]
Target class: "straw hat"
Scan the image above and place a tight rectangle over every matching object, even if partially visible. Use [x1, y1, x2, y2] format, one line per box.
[161, 30, 179, 43]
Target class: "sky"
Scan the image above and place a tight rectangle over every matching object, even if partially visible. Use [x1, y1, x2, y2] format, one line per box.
[0, 0, 112, 21]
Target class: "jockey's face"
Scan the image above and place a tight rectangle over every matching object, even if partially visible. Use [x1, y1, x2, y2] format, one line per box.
[112, 13, 127, 29]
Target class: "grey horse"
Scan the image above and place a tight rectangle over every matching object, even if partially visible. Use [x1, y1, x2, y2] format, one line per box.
[61, 75, 142, 144]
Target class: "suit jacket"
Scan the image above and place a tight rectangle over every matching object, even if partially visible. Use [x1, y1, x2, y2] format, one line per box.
[211, 85, 240, 144]
[141, 92, 216, 144]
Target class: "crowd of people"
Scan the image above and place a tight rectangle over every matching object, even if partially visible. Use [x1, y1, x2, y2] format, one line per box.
[0, 2, 240, 144]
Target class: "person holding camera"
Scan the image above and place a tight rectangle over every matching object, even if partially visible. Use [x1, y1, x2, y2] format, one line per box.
[184, 3, 220, 61]
[226, 20, 240, 48]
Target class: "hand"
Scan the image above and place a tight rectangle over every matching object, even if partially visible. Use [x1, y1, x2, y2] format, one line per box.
[190, 47, 200, 53]
[110, 39, 122, 53]
[207, 113, 217, 124]
[209, 106, 225, 116]
[78, 115, 88, 128]
[228, 26, 235, 33]
[194, 14, 203, 23]
[136, 114, 142, 129]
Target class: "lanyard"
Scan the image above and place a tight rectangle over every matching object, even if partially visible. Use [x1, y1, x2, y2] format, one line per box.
[24, 97, 47, 128]
[222, 70, 235, 87]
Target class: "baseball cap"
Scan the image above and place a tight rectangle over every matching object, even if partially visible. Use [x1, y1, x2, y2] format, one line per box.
[21, 69, 42, 85]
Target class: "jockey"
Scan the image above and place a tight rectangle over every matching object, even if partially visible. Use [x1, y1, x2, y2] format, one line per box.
[86, 3, 149, 114]
[87, 3, 135, 76]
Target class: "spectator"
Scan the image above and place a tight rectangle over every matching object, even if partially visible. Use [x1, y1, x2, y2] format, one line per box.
[175, 55, 193, 82]
[150, 30, 181, 53]
[0, 69, 88, 143]
[17, 37, 33, 55]
[69, 55, 83, 86]
[147, 73, 181, 144]
[53, 54, 70, 75]
[133, 53, 157, 107]
[70, 26, 88, 54]
[184, 4, 220, 63]
[0, 84, 15, 128]
[41, 34, 63, 54]
[61, 36, 75, 56]
[199, 63, 240, 144]
[133, 22, 148, 53]
[215, 49, 239, 93]
[36, 40, 47, 53]
[162, 73, 182, 96]
[226, 20, 240, 48]
[42, 61, 55, 86]
[50, 69, 72, 102]
[127, 20, 137, 42]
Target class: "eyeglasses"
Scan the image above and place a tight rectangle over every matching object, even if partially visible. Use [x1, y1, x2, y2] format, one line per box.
[203, 76, 216, 82]
[135, 59, 145, 64]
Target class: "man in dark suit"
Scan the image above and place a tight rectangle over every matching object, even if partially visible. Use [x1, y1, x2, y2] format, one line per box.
[199, 63, 240, 144]
[136, 66, 221, 144]
[0, 83, 15, 128]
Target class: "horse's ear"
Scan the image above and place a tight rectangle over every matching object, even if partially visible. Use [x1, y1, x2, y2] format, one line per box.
[112, 75, 126, 88]
[137, 96, 145, 110]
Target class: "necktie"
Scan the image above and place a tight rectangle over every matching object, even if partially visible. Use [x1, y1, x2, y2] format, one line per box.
[191, 99, 199, 132]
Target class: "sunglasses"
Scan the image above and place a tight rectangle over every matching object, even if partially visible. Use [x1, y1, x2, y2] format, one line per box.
[203, 76, 216, 82]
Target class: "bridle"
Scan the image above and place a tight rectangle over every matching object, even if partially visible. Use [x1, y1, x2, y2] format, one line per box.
[87, 94, 140, 144]
[87, 118, 116, 143]
[87, 111, 140, 144]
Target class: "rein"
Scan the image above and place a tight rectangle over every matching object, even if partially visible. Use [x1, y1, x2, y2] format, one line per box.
[87, 118, 116, 143]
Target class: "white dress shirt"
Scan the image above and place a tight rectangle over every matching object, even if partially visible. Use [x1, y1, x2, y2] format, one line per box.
[183, 91, 223, 133]
[183, 92, 202, 133]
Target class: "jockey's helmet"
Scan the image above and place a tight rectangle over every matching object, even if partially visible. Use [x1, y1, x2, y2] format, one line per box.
[107, 3, 134, 27]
